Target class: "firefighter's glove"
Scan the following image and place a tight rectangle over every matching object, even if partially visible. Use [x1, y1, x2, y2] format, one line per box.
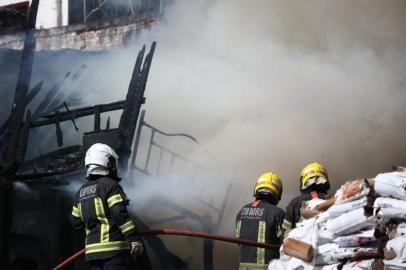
[130, 241, 144, 258]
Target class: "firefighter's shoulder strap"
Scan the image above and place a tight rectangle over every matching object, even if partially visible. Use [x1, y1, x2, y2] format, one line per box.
[251, 200, 261, 208]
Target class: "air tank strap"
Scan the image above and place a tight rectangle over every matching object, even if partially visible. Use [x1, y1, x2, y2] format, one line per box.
[251, 200, 261, 208]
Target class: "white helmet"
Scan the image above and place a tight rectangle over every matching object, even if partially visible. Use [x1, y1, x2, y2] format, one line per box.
[85, 143, 119, 176]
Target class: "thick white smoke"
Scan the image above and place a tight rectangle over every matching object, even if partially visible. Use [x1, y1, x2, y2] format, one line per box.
[135, 0, 406, 208]
[139, 2, 406, 267]
[14, 0, 406, 268]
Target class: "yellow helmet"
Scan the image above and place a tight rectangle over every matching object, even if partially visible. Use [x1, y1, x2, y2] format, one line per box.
[254, 172, 283, 201]
[300, 162, 329, 191]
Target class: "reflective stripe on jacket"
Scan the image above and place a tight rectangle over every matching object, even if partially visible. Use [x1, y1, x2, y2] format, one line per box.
[70, 176, 137, 261]
[236, 200, 285, 268]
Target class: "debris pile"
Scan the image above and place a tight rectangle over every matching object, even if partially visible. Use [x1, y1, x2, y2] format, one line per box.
[269, 170, 406, 270]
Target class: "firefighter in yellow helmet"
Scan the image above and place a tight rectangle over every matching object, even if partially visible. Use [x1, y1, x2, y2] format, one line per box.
[235, 172, 285, 270]
[282, 162, 330, 231]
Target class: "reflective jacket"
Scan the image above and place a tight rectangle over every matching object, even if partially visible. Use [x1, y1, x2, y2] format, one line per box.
[282, 191, 327, 230]
[235, 200, 285, 270]
[70, 176, 137, 261]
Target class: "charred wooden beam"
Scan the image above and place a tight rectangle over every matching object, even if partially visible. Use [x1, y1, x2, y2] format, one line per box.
[15, 110, 31, 168]
[47, 92, 66, 113]
[63, 102, 79, 131]
[0, 81, 43, 137]
[94, 105, 101, 131]
[30, 99, 146, 127]
[105, 116, 110, 130]
[1, 1, 40, 268]
[119, 42, 156, 168]
[54, 111, 63, 147]
[32, 72, 70, 118]
[0, 178, 11, 270]
[26, 81, 44, 106]
[119, 45, 146, 133]
[3, 0, 40, 163]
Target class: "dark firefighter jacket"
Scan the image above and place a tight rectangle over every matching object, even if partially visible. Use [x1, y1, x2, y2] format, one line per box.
[235, 200, 285, 270]
[282, 191, 328, 230]
[70, 176, 138, 261]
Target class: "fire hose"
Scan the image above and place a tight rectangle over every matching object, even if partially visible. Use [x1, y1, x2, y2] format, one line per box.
[52, 228, 280, 270]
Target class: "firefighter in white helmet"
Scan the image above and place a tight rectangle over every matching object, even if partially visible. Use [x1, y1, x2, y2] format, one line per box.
[235, 172, 285, 270]
[70, 143, 143, 269]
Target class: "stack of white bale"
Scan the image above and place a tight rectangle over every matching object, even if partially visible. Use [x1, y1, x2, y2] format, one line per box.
[268, 171, 406, 270]
[374, 172, 406, 270]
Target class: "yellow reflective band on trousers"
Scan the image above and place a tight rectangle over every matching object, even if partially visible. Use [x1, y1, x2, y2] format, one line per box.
[72, 205, 80, 218]
[119, 219, 135, 234]
[257, 221, 266, 265]
[107, 194, 123, 208]
[236, 220, 241, 238]
[85, 241, 130, 254]
[94, 197, 110, 242]
[239, 262, 268, 270]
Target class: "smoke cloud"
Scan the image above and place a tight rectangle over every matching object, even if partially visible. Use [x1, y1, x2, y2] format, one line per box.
[139, 2, 406, 267]
[142, 0, 406, 267]
[136, 0, 406, 218]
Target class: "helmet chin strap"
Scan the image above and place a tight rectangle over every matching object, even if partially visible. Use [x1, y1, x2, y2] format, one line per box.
[300, 183, 330, 194]
[86, 164, 109, 176]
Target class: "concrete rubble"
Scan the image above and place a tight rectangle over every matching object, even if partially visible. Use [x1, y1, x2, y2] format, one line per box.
[269, 170, 406, 270]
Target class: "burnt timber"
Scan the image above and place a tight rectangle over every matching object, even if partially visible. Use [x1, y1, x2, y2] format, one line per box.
[0, 1, 40, 268]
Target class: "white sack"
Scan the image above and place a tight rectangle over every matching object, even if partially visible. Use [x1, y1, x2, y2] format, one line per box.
[328, 197, 368, 218]
[326, 208, 377, 236]
[315, 243, 339, 266]
[315, 211, 331, 224]
[384, 235, 406, 270]
[318, 224, 335, 245]
[268, 255, 316, 270]
[289, 217, 319, 247]
[268, 256, 290, 270]
[334, 229, 376, 247]
[374, 197, 406, 220]
[335, 247, 378, 260]
[375, 172, 406, 201]
[341, 259, 375, 270]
